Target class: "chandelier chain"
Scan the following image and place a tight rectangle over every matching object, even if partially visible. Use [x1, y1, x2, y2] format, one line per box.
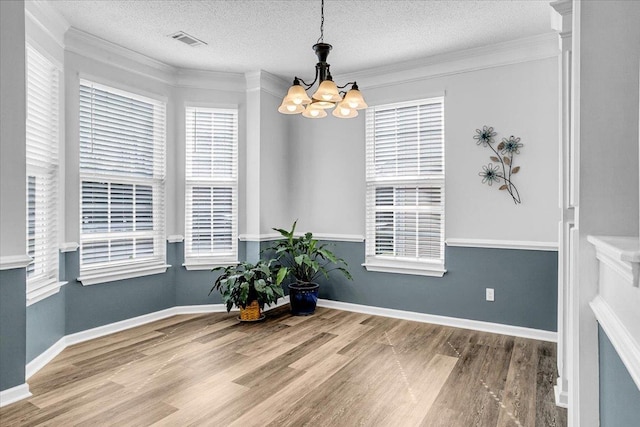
[317, 0, 325, 44]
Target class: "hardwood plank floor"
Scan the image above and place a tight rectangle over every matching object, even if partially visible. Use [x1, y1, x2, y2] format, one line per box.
[0, 307, 567, 426]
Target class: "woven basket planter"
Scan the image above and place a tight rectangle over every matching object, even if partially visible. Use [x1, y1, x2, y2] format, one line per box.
[239, 300, 262, 321]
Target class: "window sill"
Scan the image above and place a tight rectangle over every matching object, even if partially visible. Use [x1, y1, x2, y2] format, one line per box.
[27, 280, 68, 306]
[362, 259, 446, 277]
[183, 259, 239, 271]
[78, 263, 171, 286]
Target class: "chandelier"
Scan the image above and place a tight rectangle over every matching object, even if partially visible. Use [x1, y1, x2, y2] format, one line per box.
[278, 0, 367, 119]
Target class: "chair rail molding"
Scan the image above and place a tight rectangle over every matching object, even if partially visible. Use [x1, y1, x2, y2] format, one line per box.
[445, 238, 558, 251]
[0, 254, 32, 270]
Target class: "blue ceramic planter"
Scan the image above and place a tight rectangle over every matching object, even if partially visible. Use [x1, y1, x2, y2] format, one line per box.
[288, 282, 319, 316]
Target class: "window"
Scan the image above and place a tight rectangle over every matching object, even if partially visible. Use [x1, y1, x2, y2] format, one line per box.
[364, 97, 445, 276]
[78, 80, 167, 284]
[25, 46, 61, 302]
[184, 107, 238, 268]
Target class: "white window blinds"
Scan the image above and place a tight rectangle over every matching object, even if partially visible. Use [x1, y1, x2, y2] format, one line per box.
[184, 107, 238, 265]
[26, 46, 59, 294]
[365, 97, 445, 275]
[79, 80, 166, 274]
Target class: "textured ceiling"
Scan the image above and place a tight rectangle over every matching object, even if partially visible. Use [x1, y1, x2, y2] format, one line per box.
[49, 0, 553, 79]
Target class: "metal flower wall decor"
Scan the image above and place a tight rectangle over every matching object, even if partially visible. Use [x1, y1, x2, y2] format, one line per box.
[474, 126, 523, 204]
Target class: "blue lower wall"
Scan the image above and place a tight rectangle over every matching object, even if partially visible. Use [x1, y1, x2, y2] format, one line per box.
[317, 242, 557, 331]
[63, 250, 175, 335]
[599, 325, 640, 426]
[0, 268, 26, 391]
[173, 241, 226, 306]
[26, 287, 65, 363]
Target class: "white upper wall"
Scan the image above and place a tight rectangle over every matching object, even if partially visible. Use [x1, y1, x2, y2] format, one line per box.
[289, 50, 560, 243]
[9, 1, 562, 255]
[0, 0, 27, 258]
[260, 90, 294, 234]
[578, 1, 639, 237]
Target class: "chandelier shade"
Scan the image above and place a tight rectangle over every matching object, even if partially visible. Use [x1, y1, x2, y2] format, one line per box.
[278, 0, 366, 119]
[283, 82, 312, 106]
[342, 85, 368, 110]
[312, 79, 341, 103]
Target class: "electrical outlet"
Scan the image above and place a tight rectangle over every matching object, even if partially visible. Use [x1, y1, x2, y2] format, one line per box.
[486, 288, 495, 302]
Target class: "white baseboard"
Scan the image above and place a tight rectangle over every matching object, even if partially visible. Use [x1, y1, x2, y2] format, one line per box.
[554, 384, 569, 408]
[26, 296, 291, 381]
[0, 383, 31, 408]
[316, 299, 557, 342]
[26, 337, 66, 380]
[21, 294, 553, 407]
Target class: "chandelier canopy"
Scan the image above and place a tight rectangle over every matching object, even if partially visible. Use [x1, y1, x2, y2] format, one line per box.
[278, 0, 367, 119]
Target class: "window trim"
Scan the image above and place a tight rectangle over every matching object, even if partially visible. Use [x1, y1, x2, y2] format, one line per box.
[364, 97, 446, 276]
[77, 79, 167, 283]
[77, 262, 170, 286]
[25, 45, 63, 303]
[183, 105, 239, 269]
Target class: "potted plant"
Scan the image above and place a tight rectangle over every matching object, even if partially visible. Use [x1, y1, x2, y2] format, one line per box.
[268, 220, 352, 315]
[209, 259, 288, 322]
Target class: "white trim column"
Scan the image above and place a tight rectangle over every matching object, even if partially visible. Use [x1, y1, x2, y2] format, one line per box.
[244, 71, 263, 262]
[550, 0, 573, 410]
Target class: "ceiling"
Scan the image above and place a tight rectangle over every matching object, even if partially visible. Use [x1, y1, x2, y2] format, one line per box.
[48, 0, 553, 79]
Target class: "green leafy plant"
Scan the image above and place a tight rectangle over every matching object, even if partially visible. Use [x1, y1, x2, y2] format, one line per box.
[209, 259, 288, 312]
[268, 220, 353, 287]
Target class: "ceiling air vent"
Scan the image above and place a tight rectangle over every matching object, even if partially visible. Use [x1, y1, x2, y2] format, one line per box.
[169, 31, 207, 47]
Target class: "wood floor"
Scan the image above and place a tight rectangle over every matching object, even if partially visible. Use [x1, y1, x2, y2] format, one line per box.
[0, 306, 566, 427]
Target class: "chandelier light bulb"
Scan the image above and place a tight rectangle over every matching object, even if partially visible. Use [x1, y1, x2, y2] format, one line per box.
[332, 102, 358, 118]
[302, 102, 328, 118]
[278, 101, 304, 114]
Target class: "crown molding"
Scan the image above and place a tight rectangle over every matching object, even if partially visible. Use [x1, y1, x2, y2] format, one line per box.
[65, 27, 247, 91]
[259, 70, 290, 98]
[245, 71, 262, 93]
[65, 27, 177, 85]
[550, 0, 572, 35]
[25, 0, 69, 49]
[175, 68, 245, 92]
[244, 70, 289, 97]
[550, 0, 573, 17]
[335, 32, 559, 91]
